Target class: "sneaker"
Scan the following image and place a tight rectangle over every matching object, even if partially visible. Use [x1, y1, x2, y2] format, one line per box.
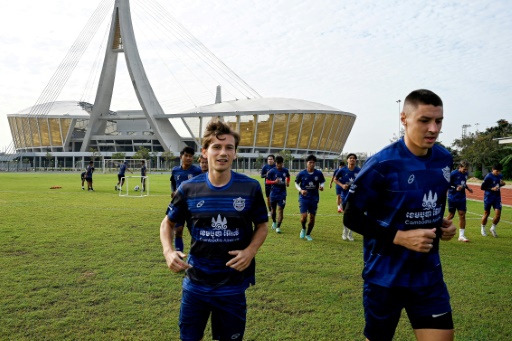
[271, 222, 277, 230]
[268, 212, 271, 217]
[300, 229, 306, 239]
[276, 227, 281, 234]
[490, 227, 498, 238]
[342, 227, 348, 241]
[458, 236, 470, 242]
[82, 187, 84, 190]
[481, 227, 487, 237]
[305, 235, 313, 241]
[348, 230, 354, 242]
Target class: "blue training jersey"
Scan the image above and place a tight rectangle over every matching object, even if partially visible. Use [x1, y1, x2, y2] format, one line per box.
[118, 164, 127, 176]
[85, 165, 94, 178]
[170, 165, 202, 192]
[447, 169, 469, 202]
[267, 167, 290, 201]
[141, 165, 146, 177]
[347, 138, 453, 288]
[167, 172, 268, 295]
[295, 169, 326, 202]
[338, 166, 361, 202]
[482, 172, 504, 203]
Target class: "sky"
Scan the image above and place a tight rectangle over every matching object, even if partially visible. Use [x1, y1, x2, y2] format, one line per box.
[1, 0, 511, 155]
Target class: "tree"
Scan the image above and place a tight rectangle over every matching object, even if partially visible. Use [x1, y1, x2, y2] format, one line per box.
[279, 149, 293, 170]
[133, 146, 150, 160]
[89, 148, 101, 161]
[161, 151, 175, 169]
[45, 152, 53, 169]
[111, 152, 126, 160]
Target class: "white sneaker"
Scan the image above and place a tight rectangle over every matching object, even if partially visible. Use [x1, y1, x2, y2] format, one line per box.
[490, 227, 498, 238]
[481, 227, 487, 237]
[342, 227, 348, 241]
[348, 229, 354, 242]
[458, 236, 470, 242]
[276, 227, 281, 234]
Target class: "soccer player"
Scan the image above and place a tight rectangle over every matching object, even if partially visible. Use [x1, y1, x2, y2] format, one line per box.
[140, 160, 147, 192]
[343, 89, 457, 341]
[80, 170, 86, 190]
[115, 161, 131, 190]
[198, 154, 208, 173]
[334, 153, 360, 241]
[84, 160, 94, 191]
[261, 154, 276, 215]
[329, 162, 344, 213]
[160, 119, 268, 341]
[170, 146, 202, 252]
[480, 163, 506, 238]
[265, 155, 291, 233]
[446, 160, 473, 242]
[295, 154, 326, 241]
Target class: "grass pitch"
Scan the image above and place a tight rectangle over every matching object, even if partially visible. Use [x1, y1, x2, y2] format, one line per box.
[0, 172, 511, 340]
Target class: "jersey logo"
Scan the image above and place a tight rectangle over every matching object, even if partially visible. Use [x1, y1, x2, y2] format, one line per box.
[188, 174, 194, 180]
[442, 166, 451, 182]
[314, 176, 318, 181]
[233, 197, 246, 212]
[422, 191, 438, 210]
[197, 200, 204, 208]
[176, 175, 180, 181]
[408, 174, 415, 184]
[211, 214, 227, 229]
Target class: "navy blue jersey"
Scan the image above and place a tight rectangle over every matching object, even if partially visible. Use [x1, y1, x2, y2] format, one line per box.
[333, 168, 343, 189]
[167, 172, 268, 295]
[141, 165, 147, 177]
[482, 172, 504, 203]
[347, 138, 453, 288]
[118, 164, 127, 176]
[170, 165, 202, 192]
[85, 165, 94, 179]
[261, 164, 275, 179]
[295, 169, 326, 202]
[267, 167, 290, 201]
[338, 166, 361, 202]
[447, 170, 469, 202]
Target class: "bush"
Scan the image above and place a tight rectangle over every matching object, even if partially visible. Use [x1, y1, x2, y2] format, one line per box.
[473, 170, 483, 180]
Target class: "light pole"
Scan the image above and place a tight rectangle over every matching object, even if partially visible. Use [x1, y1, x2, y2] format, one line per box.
[462, 124, 471, 138]
[396, 99, 401, 137]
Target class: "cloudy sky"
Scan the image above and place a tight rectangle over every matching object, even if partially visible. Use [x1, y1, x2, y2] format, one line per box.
[1, 0, 511, 155]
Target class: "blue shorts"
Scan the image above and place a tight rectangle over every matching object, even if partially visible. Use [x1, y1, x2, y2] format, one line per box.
[335, 185, 342, 195]
[448, 199, 467, 213]
[179, 289, 246, 341]
[299, 199, 318, 215]
[484, 198, 502, 211]
[265, 185, 272, 198]
[363, 281, 452, 341]
[270, 197, 286, 208]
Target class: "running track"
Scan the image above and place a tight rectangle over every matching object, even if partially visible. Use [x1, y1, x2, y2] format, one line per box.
[466, 184, 512, 207]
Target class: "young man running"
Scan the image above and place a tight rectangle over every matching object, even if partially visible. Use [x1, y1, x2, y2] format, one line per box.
[480, 163, 506, 237]
[446, 160, 473, 242]
[160, 119, 268, 341]
[266, 155, 291, 233]
[334, 153, 360, 241]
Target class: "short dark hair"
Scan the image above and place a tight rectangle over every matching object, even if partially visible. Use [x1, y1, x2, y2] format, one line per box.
[347, 153, 357, 160]
[459, 160, 468, 168]
[339, 161, 345, 167]
[493, 163, 503, 171]
[202, 119, 240, 150]
[275, 156, 284, 163]
[267, 154, 275, 160]
[306, 154, 317, 162]
[404, 89, 443, 108]
[180, 146, 195, 156]
[89, 160, 94, 164]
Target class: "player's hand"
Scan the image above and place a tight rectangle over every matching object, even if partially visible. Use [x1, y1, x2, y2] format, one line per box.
[300, 189, 307, 196]
[440, 218, 456, 241]
[468, 187, 473, 193]
[457, 185, 463, 191]
[329, 183, 332, 188]
[319, 186, 324, 191]
[227, 249, 255, 271]
[164, 250, 191, 273]
[393, 228, 437, 253]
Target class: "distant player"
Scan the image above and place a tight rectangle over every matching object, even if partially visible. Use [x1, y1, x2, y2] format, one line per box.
[115, 161, 132, 191]
[140, 160, 147, 192]
[334, 153, 360, 241]
[170, 146, 202, 252]
[198, 154, 208, 173]
[295, 154, 325, 241]
[480, 163, 506, 237]
[329, 162, 345, 213]
[84, 160, 95, 191]
[446, 160, 473, 242]
[265, 155, 290, 233]
[261, 154, 276, 215]
[80, 170, 86, 190]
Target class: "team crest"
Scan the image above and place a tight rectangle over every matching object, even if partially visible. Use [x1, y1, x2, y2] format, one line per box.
[233, 197, 245, 211]
[408, 174, 415, 184]
[422, 191, 437, 210]
[211, 214, 227, 229]
[442, 166, 451, 182]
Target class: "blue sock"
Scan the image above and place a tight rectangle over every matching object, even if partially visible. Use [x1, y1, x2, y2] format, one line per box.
[175, 238, 184, 252]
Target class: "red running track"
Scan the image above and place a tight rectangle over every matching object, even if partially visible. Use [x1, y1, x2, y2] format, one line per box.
[466, 184, 512, 207]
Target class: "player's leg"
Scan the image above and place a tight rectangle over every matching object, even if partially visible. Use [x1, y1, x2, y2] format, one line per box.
[363, 282, 403, 341]
[490, 203, 502, 237]
[305, 202, 317, 240]
[275, 200, 285, 233]
[265, 185, 272, 216]
[456, 199, 469, 241]
[179, 290, 212, 341]
[270, 201, 278, 230]
[481, 202, 491, 236]
[299, 201, 308, 239]
[174, 224, 185, 252]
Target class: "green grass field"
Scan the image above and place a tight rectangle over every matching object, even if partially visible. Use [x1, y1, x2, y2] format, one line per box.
[0, 172, 511, 340]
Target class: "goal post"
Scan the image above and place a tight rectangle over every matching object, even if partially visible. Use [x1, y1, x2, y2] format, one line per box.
[118, 176, 150, 197]
[103, 159, 149, 174]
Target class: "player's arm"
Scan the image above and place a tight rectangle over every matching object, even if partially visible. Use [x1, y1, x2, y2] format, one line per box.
[286, 174, 290, 187]
[160, 215, 190, 272]
[260, 166, 266, 178]
[227, 221, 268, 271]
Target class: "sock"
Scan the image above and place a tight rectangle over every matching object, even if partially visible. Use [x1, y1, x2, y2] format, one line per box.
[459, 229, 465, 238]
[491, 224, 497, 229]
[307, 224, 314, 236]
[175, 238, 184, 252]
[278, 222, 282, 227]
[301, 222, 306, 229]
